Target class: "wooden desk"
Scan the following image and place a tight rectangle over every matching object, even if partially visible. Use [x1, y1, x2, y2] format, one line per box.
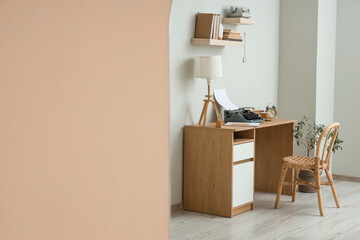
[183, 119, 296, 217]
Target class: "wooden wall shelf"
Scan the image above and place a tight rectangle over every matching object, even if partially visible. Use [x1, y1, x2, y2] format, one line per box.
[222, 17, 256, 25]
[191, 38, 243, 47]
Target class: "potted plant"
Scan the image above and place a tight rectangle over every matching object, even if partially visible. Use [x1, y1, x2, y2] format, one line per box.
[293, 116, 344, 192]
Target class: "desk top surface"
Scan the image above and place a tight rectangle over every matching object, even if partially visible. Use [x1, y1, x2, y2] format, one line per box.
[185, 119, 296, 132]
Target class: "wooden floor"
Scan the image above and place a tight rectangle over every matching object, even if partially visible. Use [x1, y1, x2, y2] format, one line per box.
[171, 180, 360, 240]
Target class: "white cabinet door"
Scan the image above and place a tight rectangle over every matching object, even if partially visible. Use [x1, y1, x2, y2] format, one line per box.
[233, 142, 254, 162]
[232, 161, 254, 207]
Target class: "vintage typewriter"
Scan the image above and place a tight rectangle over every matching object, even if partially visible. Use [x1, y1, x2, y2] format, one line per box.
[224, 107, 265, 123]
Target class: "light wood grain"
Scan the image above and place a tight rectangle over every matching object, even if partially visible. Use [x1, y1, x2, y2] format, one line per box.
[191, 38, 243, 47]
[198, 101, 207, 125]
[233, 158, 253, 165]
[187, 119, 296, 131]
[234, 129, 256, 139]
[275, 166, 288, 209]
[256, 119, 296, 129]
[183, 126, 256, 217]
[202, 101, 209, 126]
[326, 170, 340, 208]
[199, 86, 224, 127]
[211, 100, 224, 126]
[222, 17, 256, 25]
[184, 127, 233, 217]
[171, 180, 360, 240]
[292, 169, 300, 202]
[232, 202, 253, 216]
[233, 138, 254, 145]
[255, 123, 294, 195]
[184, 120, 296, 217]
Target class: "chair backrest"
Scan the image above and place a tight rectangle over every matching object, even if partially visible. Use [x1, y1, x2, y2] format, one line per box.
[315, 122, 340, 166]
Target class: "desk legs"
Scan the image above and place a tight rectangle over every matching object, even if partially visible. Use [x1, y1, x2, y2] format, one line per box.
[255, 123, 294, 195]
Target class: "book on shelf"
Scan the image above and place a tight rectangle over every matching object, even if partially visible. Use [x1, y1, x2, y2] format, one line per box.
[223, 29, 238, 33]
[223, 33, 241, 37]
[212, 15, 218, 39]
[211, 14, 220, 39]
[223, 31, 241, 35]
[223, 38, 242, 41]
[223, 34, 242, 38]
[222, 38, 243, 42]
[194, 13, 215, 39]
[194, 13, 221, 40]
[215, 14, 220, 39]
[223, 28, 242, 41]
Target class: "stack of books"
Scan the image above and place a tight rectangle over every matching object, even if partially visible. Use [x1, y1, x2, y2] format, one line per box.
[194, 13, 221, 40]
[223, 29, 242, 41]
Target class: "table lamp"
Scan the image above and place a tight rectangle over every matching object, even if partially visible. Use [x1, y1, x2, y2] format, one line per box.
[195, 55, 224, 128]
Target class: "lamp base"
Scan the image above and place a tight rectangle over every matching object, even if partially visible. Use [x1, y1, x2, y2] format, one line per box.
[198, 98, 224, 128]
[216, 119, 223, 128]
[198, 82, 224, 128]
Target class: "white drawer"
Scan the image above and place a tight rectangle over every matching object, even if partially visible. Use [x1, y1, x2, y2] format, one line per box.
[233, 161, 254, 207]
[233, 142, 254, 162]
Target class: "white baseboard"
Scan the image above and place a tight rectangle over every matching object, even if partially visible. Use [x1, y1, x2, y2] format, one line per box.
[333, 174, 360, 183]
[171, 203, 183, 212]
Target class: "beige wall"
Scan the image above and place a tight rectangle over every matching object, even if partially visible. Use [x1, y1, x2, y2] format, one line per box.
[0, 0, 170, 239]
[170, 0, 280, 205]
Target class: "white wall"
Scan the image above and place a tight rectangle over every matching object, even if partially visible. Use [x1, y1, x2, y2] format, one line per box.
[333, 0, 360, 177]
[278, 0, 318, 156]
[170, 0, 280, 205]
[278, 0, 338, 158]
[278, 0, 318, 122]
[315, 0, 337, 126]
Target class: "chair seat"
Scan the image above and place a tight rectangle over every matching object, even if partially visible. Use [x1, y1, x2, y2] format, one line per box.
[282, 156, 317, 170]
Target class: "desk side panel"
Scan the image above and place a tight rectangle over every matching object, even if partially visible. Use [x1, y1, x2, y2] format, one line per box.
[184, 127, 233, 217]
[255, 123, 294, 195]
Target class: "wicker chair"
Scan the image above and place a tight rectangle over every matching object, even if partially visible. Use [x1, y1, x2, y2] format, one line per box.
[274, 122, 341, 216]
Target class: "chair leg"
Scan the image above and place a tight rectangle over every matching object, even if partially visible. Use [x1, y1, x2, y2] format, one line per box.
[275, 166, 288, 209]
[325, 169, 340, 208]
[314, 170, 324, 216]
[292, 169, 299, 202]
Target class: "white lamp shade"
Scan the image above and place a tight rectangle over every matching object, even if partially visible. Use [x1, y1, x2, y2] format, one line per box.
[195, 55, 223, 79]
